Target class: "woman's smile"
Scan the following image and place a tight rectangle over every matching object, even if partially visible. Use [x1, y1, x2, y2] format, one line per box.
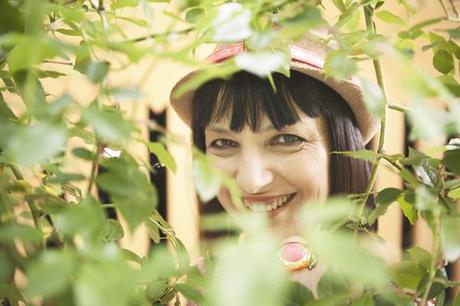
[242, 192, 297, 212]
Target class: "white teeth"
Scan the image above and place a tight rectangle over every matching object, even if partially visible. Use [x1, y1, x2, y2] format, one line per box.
[243, 194, 294, 212]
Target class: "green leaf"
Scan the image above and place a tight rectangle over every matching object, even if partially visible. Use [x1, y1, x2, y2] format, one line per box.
[361, 78, 386, 117]
[112, 0, 139, 9]
[147, 142, 177, 173]
[285, 281, 315, 305]
[317, 269, 349, 298]
[142, 246, 177, 279]
[410, 18, 444, 33]
[407, 148, 440, 188]
[447, 27, 460, 38]
[406, 247, 432, 271]
[72, 147, 94, 160]
[96, 157, 157, 231]
[389, 261, 425, 290]
[192, 156, 222, 202]
[7, 36, 65, 73]
[373, 289, 413, 305]
[75, 255, 138, 306]
[75, 49, 109, 83]
[38, 69, 67, 79]
[433, 49, 454, 74]
[86, 61, 109, 83]
[417, 270, 446, 300]
[46, 172, 86, 184]
[55, 28, 80, 36]
[331, 0, 346, 12]
[368, 188, 403, 225]
[208, 237, 287, 306]
[447, 186, 460, 199]
[310, 231, 389, 287]
[5, 122, 68, 166]
[0, 224, 42, 243]
[368, 201, 392, 226]
[333, 149, 378, 163]
[54, 197, 105, 241]
[335, 3, 360, 29]
[82, 105, 134, 144]
[0, 283, 25, 303]
[376, 188, 403, 205]
[145, 217, 161, 243]
[444, 149, 460, 176]
[26, 250, 76, 298]
[200, 212, 240, 232]
[446, 40, 460, 59]
[415, 187, 437, 214]
[399, 168, 420, 187]
[48, 94, 73, 116]
[453, 290, 460, 306]
[324, 50, 357, 80]
[175, 283, 204, 304]
[116, 16, 149, 27]
[120, 248, 142, 264]
[185, 8, 204, 23]
[439, 74, 460, 97]
[101, 219, 124, 242]
[0, 251, 14, 282]
[441, 216, 460, 262]
[104, 87, 141, 101]
[169, 237, 190, 271]
[146, 279, 168, 301]
[0, 92, 18, 121]
[375, 10, 405, 26]
[0, 1, 24, 35]
[351, 293, 375, 306]
[398, 192, 417, 225]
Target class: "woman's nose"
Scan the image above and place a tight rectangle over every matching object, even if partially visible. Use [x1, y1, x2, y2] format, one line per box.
[235, 152, 273, 194]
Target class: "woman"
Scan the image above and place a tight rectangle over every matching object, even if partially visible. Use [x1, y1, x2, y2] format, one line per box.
[169, 32, 379, 293]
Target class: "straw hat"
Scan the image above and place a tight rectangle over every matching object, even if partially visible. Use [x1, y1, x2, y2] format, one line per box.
[170, 33, 380, 144]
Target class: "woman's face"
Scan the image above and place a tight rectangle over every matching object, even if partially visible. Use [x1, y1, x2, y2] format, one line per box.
[204, 112, 330, 239]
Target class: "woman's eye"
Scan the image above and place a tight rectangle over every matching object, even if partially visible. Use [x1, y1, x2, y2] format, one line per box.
[209, 139, 238, 149]
[272, 134, 306, 145]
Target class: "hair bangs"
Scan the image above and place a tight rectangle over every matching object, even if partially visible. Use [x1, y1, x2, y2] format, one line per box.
[194, 71, 311, 133]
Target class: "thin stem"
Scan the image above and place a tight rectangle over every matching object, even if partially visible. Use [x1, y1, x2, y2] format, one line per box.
[358, 6, 389, 220]
[101, 203, 116, 208]
[388, 103, 412, 113]
[448, 0, 459, 18]
[126, 28, 193, 44]
[7, 164, 45, 250]
[86, 143, 104, 196]
[43, 60, 73, 66]
[420, 215, 442, 305]
[89, 0, 109, 31]
[438, 0, 450, 17]
[382, 156, 403, 171]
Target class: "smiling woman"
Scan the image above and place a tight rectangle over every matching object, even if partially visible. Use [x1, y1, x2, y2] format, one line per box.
[169, 32, 380, 294]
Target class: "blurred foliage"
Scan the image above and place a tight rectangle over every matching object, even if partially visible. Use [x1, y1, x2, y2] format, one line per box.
[0, 0, 460, 305]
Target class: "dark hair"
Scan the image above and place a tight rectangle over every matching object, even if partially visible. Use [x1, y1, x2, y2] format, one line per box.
[191, 70, 374, 239]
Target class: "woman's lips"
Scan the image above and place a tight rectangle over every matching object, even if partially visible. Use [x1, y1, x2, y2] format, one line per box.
[242, 193, 297, 212]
